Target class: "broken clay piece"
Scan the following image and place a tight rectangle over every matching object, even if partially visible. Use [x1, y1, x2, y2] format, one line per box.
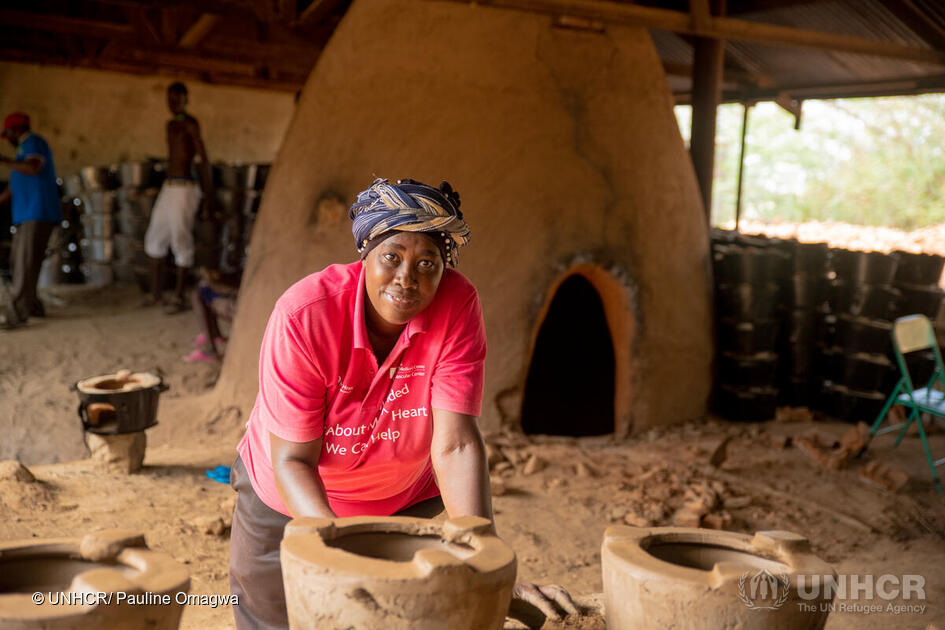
[859, 461, 909, 492]
[281, 515, 516, 629]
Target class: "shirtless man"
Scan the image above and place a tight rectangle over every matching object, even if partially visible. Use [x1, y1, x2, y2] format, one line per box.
[143, 82, 213, 312]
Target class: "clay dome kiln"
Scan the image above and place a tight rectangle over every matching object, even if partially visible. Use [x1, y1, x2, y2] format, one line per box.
[215, 0, 713, 437]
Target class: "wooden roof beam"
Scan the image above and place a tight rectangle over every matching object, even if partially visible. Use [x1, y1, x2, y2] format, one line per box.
[0, 9, 134, 39]
[435, 0, 945, 64]
[674, 75, 945, 103]
[125, 7, 162, 45]
[296, 0, 347, 28]
[178, 13, 221, 48]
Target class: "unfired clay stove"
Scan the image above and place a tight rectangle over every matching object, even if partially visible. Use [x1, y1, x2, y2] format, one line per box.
[0, 529, 190, 629]
[602, 526, 835, 629]
[281, 515, 516, 630]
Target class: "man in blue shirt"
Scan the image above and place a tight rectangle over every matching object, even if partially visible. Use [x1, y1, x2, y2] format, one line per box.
[0, 112, 61, 328]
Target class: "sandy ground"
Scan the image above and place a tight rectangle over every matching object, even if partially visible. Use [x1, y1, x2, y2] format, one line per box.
[1, 283, 944, 629]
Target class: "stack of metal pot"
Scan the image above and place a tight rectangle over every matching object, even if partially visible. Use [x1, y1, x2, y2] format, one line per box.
[76, 166, 121, 286]
[113, 160, 165, 285]
[814, 249, 900, 422]
[712, 233, 787, 421]
[777, 240, 830, 408]
[209, 163, 268, 272]
[890, 251, 945, 386]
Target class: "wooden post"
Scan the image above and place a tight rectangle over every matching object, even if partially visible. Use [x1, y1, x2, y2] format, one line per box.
[735, 101, 751, 232]
[690, 0, 726, 222]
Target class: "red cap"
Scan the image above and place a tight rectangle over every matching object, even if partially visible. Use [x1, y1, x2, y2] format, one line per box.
[3, 112, 29, 131]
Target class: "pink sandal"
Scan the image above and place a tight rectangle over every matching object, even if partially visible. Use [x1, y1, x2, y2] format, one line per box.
[193, 334, 226, 348]
[183, 348, 220, 363]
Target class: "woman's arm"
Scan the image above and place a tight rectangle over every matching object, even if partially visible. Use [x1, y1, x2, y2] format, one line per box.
[269, 433, 336, 519]
[429, 408, 492, 521]
[430, 409, 580, 624]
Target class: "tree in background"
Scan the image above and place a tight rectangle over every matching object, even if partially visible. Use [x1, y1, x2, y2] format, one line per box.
[675, 94, 945, 230]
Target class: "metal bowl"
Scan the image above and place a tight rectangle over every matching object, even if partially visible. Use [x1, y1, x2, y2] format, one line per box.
[79, 166, 118, 191]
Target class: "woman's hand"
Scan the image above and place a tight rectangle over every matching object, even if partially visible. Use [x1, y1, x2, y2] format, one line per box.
[508, 581, 581, 628]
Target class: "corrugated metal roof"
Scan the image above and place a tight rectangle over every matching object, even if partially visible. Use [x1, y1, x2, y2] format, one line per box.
[643, 0, 945, 102]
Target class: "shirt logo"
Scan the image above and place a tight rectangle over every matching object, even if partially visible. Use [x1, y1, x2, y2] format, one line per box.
[395, 365, 426, 379]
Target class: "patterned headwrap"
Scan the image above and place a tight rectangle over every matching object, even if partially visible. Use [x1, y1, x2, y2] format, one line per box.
[349, 178, 471, 267]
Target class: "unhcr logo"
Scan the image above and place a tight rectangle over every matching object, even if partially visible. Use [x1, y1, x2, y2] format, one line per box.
[738, 569, 790, 610]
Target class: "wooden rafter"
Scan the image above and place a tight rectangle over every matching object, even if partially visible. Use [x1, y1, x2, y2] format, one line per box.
[434, 0, 945, 64]
[297, 0, 347, 28]
[0, 9, 134, 39]
[178, 13, 221, 48]
[125, 6, 162, 44]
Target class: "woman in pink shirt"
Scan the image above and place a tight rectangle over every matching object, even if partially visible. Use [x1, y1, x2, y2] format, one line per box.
[229, 178, 578, 629]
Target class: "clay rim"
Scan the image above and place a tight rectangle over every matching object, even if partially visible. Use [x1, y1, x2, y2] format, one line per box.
[281, 516, 517, 579]
[603, 527, 808, 587]
[0, 539, 189, 620]
[75, 371, 162, 394]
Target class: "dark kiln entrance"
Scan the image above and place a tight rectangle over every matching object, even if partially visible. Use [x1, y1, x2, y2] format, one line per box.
[521, 274, 615, 436]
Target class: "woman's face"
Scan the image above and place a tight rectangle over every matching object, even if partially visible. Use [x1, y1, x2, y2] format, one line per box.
[363, 232, 444, 335]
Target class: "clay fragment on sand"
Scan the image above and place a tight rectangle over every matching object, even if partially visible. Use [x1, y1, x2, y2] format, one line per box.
[192, 515, 228, 536]
[708, 436, 732, 468]
[575, 462, 599, 478]
[220, 495, 236, 514]
[723, 495, 752, 509]
[493, 461, 514, 476]
[769, 434, 792, 449]
[796, 436, 840, 470]
[859, 461, 909, 492]
[486, 444, 507, 469]
[502, 447, 525, 465]
[491, 476, 508, 496]
[839, 422, 871, 454]
[0, 460, 35, 483]
[523, 454, 546, 475]
[700, 512, 732, 530]
[776, 407, 813, 423]
[641, 503, 666, 523]
[623, 510, 651, 527]
[683, 483, 719, 512]
[670, 506, 703, 528]
[79, 530, 146, 561]
[547, 477, 566, 490]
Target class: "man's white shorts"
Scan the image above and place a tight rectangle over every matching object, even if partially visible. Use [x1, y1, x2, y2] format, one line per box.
[144, 180, 202, 267]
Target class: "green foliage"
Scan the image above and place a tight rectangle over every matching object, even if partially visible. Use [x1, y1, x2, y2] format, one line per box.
[674, 94, 945, 230]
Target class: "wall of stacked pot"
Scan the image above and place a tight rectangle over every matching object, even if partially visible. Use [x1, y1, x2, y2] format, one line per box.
[44, 161, 269, 288]
[712, 229, 945, 424]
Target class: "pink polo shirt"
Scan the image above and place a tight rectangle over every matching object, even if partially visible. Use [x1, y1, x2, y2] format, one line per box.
[237, 261, 486, 517]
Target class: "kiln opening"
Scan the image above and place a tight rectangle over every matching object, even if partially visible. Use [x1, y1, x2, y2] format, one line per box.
[521, 274, 615, 436]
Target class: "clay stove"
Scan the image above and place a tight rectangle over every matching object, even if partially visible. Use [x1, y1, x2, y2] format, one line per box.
[0, 530, 190, 629]
[280, 515, 516, 630]
[602, 526, 836, 629]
